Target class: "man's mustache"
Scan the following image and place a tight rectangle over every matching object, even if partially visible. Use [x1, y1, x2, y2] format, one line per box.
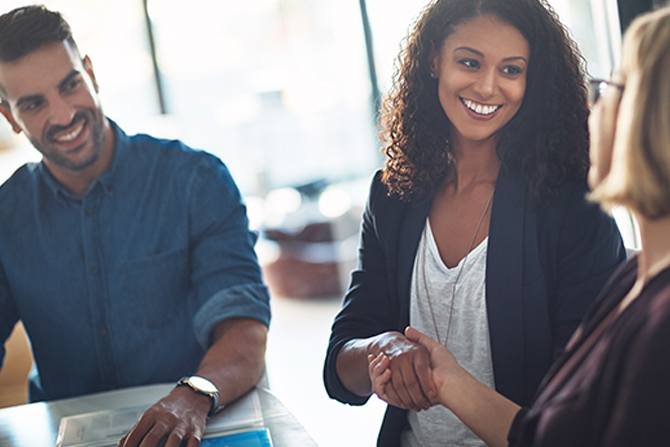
[46, 112, 86, 141]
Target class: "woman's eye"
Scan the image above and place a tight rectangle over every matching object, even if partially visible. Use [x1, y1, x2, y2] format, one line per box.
[503, 65, 523, 75]
[459, 59, 480, 69]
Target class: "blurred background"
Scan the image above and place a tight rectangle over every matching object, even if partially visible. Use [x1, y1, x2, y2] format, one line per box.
[0, 0, 655, 446]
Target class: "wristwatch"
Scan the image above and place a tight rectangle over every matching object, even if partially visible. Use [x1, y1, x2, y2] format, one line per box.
[176, 376, 221, 417]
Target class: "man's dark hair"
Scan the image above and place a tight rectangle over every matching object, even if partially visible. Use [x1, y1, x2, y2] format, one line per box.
[0, 5, 77, 63]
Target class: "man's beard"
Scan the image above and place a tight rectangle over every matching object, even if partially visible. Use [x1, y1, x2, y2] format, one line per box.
[32, 108, 105, 172]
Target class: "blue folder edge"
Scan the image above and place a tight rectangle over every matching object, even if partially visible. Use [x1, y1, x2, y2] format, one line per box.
[201, 428, 272, 447]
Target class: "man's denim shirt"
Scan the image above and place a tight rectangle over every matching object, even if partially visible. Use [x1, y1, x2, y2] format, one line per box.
[0, 121, 271, 402]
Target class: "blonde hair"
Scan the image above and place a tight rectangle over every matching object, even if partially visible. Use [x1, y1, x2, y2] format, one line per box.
[590, 6, 670, 219]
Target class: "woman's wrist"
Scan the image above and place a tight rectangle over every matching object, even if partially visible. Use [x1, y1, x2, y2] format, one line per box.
[437, 364, 521, 447]
[436, 360, 472, 408]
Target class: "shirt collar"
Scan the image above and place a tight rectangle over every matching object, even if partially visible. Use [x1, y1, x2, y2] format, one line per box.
[38, 118, 128, 201]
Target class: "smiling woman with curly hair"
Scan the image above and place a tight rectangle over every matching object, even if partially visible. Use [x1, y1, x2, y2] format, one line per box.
[370, 6, 670, 447]
[324, 1, 626, 446]
[380, 0, 590, 202]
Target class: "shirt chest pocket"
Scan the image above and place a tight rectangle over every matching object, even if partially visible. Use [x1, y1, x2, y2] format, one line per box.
[121, 247, 190, 329]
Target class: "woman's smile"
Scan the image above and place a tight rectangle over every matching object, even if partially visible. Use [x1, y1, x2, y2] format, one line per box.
[433, 15, 529, 146]
[460, 97, 503, 117]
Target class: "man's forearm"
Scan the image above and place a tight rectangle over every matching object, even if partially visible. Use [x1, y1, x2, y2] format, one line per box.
[195, 317, 268, 406]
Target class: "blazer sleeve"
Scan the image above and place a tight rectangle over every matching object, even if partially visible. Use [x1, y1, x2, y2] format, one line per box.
[549, 181, 626, 352]
[323, 171, 402, 405]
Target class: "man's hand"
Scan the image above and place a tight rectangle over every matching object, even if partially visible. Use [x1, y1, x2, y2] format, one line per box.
[369, 331, 437, 411]
[117, 385, 211, 447]
[117, 318, 267, 447]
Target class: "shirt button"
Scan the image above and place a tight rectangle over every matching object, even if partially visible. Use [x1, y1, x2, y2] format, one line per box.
[92, 267, 100, 274]
[99, 328, 108, 337]
[85, 208, 94, 216]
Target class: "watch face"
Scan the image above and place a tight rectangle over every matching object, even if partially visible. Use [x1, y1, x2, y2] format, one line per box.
[189, 376, 217, 394]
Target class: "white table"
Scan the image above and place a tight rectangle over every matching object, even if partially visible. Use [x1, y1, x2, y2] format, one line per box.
[0, 384, 317, 447]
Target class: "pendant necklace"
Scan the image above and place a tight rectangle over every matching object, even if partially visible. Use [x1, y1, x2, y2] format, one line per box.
[423, 189, 495, 346]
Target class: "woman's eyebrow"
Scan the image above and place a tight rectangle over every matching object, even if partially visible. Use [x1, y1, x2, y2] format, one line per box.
[502, 56, 528, 63]
[454, 47, 527, 64]
[454, 46, 483, 57]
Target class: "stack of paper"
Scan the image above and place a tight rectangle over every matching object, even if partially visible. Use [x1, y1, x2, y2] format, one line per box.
[56, 389, 270, 447]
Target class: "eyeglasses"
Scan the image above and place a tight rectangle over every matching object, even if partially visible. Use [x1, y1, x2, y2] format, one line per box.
[588, 78, 624, 107]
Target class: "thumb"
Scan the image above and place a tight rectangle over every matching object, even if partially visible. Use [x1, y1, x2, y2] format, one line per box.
[405, 326, 441, 350]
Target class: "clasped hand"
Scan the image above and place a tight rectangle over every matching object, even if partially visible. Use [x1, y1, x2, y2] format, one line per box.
[116, 385, 211, 447]
[366, 331, 438, 411]
[369, 327, 459, 412]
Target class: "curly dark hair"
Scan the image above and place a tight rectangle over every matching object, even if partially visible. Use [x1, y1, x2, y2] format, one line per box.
[380, 0, 590, 202]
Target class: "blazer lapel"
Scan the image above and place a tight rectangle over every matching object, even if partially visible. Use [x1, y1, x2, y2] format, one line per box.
[391, 171, 528, 403]
[397, 199, 432, 330]
[487, 167, 526, 403]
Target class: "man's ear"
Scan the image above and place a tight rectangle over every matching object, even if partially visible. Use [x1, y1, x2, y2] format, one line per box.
[82, 55, 99, 93]
[0, 103, 23, 134]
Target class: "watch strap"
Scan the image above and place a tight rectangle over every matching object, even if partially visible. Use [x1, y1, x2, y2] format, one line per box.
[176, 376, 221, 417]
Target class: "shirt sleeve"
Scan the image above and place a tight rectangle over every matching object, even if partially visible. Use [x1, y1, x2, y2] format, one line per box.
[550, 182, 626, 353]
[186, 155, 270, 349]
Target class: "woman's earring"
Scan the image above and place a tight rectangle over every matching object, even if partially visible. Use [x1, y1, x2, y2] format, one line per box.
[430, 72, 436, 79]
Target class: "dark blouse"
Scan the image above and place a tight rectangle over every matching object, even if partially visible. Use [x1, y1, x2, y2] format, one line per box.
[510, 256, 670, 446]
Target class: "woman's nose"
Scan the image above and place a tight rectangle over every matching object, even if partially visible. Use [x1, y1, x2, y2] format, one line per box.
[474, 70, 497, 98]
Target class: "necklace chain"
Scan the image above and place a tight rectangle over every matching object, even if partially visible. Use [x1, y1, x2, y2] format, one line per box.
[423, 189, 495, 346]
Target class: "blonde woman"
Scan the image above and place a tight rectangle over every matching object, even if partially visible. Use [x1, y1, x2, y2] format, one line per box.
[371, 6, 670, 446]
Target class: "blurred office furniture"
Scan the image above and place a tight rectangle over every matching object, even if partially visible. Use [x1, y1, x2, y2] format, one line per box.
[259, 179, 364, 299]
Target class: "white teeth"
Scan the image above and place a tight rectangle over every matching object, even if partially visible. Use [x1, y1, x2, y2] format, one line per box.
[55, 121, 84, 142]
[462, 98, 500, 115]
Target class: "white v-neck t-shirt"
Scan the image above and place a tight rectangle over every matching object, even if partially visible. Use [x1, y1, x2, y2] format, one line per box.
[401, 218, 496, 447]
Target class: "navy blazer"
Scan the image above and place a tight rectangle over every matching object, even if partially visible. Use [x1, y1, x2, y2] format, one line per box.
[324, 168, 625, 446]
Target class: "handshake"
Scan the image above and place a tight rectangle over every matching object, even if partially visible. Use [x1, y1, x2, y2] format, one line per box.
[366, 327, 460, 412]
[367, 327, 521, 447]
